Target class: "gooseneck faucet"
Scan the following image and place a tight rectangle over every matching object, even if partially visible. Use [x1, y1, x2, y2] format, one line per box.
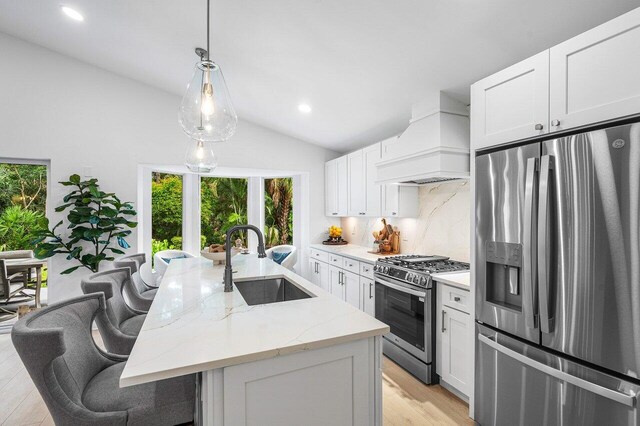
[223, 224, 267, 292]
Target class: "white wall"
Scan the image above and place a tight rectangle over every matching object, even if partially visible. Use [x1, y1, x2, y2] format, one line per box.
[341, 181, 471, 262]
[0, 32, 339, 302]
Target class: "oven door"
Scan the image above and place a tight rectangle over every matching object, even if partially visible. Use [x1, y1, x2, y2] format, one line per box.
[375, 276, 429, 363]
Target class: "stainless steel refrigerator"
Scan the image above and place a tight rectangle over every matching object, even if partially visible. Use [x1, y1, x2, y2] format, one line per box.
[475, 121, 640, 425]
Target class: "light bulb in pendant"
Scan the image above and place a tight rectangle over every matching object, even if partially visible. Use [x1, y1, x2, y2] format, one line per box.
[196, 141, 205, 159]
[201, 68, 215, 116]
[179, 59, 237, 142]
[185, 139, 217, 173]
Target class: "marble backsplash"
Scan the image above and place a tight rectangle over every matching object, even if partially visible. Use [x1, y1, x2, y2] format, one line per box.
[341, 180, 471, 262]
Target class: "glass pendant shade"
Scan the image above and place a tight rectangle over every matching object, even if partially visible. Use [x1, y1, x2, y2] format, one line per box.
[185, 139, 218, 173]
[179, 60, 238, 142]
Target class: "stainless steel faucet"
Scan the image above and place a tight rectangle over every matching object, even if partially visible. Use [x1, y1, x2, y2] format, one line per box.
[223, 224, 267, 292]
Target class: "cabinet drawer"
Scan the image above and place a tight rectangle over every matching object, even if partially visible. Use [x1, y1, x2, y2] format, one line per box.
[342, 257, 360, 274]
[359, 262, 374, 279]
[329, 253, 343, 266]
[310, 248, 328, 263]
[440, 283, 470, 314]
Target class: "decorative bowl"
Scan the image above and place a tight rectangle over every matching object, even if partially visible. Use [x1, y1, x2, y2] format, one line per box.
[200, 248, 239, 265]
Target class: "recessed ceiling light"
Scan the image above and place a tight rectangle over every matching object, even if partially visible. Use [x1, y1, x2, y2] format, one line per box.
[61, 6, 84, 22]
[298, 104, 312, 114]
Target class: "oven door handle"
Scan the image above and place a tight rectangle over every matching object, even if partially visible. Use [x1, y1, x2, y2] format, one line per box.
[376, 277, 425, 297]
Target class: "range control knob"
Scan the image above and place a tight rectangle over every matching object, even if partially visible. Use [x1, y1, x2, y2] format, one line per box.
[406, 273, 414, 283]
[413, 275, 420, 284]
[419, 276, 428, 286]
[383, 266, 389, 274]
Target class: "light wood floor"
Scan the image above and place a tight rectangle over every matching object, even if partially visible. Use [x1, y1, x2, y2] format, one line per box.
[0, 332, 471, 425]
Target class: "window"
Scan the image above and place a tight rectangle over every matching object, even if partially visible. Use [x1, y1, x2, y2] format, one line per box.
[0, 162, 47, 252]
[140, 166, 305, 265]
[264, 178, 293, 248]
[151, 172, 183, 259]
[201, 177, 248, 249]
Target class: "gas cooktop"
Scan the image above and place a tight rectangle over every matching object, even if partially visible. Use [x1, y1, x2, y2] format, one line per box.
[374, 255, 469, 288]
[377, 255, 470, 273]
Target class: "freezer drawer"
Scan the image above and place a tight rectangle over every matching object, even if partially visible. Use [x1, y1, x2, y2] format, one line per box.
[475, 324, 640, 426]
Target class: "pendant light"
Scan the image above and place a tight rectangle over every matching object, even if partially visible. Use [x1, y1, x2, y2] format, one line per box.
[178, 0, 237, 143]
[185, 139, 218, 173]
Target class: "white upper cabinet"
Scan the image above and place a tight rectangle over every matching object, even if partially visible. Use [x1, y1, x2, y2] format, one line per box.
[549, 7, 640, 131]
[382, 185, 419, 218]
[363, 144, 382, 217]
[471, 51, 550, 151]
[325, 156, 348, 217]
[326, 142, 418, 218]
[348, 143, 382, 217]
[472, 7, 640, 151]
[347, 150, 365, 216]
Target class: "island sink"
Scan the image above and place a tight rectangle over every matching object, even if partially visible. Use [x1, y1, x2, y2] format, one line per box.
[234, 277, 313, 306]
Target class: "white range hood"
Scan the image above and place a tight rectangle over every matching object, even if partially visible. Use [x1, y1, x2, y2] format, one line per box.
[376, 93, 470, 184]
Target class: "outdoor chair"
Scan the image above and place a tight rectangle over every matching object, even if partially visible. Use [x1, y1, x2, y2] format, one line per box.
[81, 268, 146, 355]
[153, 250, 195, 279]
[0, 258, 31, 317]
[265, 245, 298, 271]
[11, 293, 195, 426]
[0, 250, 36, 282]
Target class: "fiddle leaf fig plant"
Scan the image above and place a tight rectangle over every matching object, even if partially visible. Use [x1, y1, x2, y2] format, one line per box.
[33, 174, 137, 274]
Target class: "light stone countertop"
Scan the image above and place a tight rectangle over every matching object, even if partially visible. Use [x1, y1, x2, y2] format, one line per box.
[119, 255, 389, 387]
[431, 271, 471, 290]
[309, 243, 392, 263]
[311, 243, 471, 291]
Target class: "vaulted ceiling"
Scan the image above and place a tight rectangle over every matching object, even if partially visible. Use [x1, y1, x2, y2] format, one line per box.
[0, 0, 637, 151]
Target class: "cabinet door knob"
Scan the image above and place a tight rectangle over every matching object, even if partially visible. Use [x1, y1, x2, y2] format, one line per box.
[392, 212, 397, 215]
[551, 119, 561, 127]
[535, 123, 543, 131]
[332, 212, 338, 215]
[454, 296, 461, 302]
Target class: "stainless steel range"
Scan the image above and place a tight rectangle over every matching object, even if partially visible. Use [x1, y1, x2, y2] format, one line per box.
[373, 255, 469, 384]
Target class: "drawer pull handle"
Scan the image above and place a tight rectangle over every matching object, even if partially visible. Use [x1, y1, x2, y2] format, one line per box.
[441, 310, 446, 333]
[454, 296, 461, 302]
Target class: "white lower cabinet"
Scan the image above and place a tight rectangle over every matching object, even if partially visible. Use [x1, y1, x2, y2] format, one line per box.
[436, 282, 471, 399]
[328, 265, 344, 299]
[308, 248, 375, 316]
[343, 270, 361, 309]
[360, 277, 375, 316]
[308, 259, 329, 291]
[204, 336, 383, 425]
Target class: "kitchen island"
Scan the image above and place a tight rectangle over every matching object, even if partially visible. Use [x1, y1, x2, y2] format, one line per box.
[120, 254, 389, 426]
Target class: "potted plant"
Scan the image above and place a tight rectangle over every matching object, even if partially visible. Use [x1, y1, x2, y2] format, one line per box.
[33, 174, 137, 274]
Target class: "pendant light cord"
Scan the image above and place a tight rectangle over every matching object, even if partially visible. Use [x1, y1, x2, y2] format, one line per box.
[206, 0, 210, 60]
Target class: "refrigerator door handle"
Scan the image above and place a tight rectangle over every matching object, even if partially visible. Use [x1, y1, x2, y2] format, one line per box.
[478, 333, 637, 407]
[538, 155, 554, 334]
[523, 157, 538, 329]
